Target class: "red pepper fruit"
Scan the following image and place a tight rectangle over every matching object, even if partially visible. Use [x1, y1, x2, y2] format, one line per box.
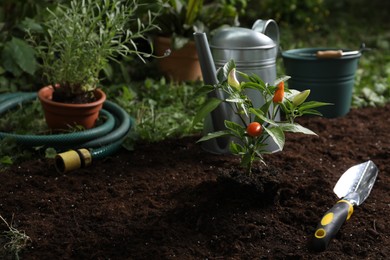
[246, 122, 263, 137]
[273, 81, 285, 103]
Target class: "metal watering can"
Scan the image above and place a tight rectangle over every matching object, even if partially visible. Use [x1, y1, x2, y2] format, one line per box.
[194, 19, 280, 154]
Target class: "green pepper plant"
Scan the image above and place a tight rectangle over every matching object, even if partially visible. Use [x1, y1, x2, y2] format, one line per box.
[193, 60, 330, 174]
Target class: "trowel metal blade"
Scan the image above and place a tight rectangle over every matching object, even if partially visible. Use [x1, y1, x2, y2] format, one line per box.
[333, 160, 378, 206]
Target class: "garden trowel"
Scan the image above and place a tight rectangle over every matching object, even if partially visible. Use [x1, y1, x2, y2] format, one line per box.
[310, 160, 378, 252]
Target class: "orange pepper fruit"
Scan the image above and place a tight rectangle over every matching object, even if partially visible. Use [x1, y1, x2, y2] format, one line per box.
[273, 81, 284, 103]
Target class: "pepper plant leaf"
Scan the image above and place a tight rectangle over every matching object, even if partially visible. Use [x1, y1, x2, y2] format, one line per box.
[240, 102, 249, 117]
[241, 81, 268, 93]
[230, 141, 245, 155]
[278, 123, 317, 135]
[196, 130, 230, 142]
[222, 59, 236, 79]
[225, 120, 245, 138]
[192, 97, 223, 127]
[240, 152, 253, 169]
[263, 126, 285, 151]
[193, 84, 215, 98]
[301, 109, 323, 116]
[225, 97, 245, 103]
[259, 99, 273, 119]
[249, 108, 277, 126]
[236, 70, 250, 81]
[299, 101, 332, 110]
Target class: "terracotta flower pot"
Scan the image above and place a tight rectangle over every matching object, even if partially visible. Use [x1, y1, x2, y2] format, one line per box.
[38, 86, 106, 130]
[154, 36, 202, 82]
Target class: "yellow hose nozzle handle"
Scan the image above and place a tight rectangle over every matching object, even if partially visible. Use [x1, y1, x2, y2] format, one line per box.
[55, 148, 92, 173]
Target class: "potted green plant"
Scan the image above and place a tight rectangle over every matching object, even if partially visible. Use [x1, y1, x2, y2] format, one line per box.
[28, 0, 160, 130]
[153, 0, 246, 82]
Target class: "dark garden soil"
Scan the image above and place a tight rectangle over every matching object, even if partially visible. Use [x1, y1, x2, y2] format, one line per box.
[1, 104, 390, 259]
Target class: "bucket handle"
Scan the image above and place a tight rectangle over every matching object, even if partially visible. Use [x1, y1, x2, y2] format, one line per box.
[252, 19, 279, 48]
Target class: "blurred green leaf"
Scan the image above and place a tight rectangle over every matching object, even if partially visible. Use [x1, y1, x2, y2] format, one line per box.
[2, 37, 37, 76]
[0, 156, 13, 165]
[45, 148, 57, 159]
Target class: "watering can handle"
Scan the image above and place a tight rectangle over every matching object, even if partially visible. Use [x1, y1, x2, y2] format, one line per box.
[252, 19, 279, 47]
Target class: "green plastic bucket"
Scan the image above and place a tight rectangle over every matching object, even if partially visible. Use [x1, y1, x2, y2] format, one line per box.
[281, 48, 361, 118]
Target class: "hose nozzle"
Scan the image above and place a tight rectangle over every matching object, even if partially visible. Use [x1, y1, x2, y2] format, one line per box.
[55, 148, 92, 173]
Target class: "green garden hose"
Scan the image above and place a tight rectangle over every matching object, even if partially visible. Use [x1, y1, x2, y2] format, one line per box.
[0, 92, 133, 173]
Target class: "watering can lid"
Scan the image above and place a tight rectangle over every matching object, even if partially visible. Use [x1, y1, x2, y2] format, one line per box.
[210, 27, 275, 50]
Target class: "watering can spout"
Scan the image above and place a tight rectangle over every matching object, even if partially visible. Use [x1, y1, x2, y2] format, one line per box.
[194, 32, 230, 153]
[193, 33, 218, 86]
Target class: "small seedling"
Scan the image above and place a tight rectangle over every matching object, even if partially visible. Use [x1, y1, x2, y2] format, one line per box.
[0, 215, 31, 260]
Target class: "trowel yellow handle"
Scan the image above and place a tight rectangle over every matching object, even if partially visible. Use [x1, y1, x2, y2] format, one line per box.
[316, 50, 343, 58]
[311, 200, 354, 251]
